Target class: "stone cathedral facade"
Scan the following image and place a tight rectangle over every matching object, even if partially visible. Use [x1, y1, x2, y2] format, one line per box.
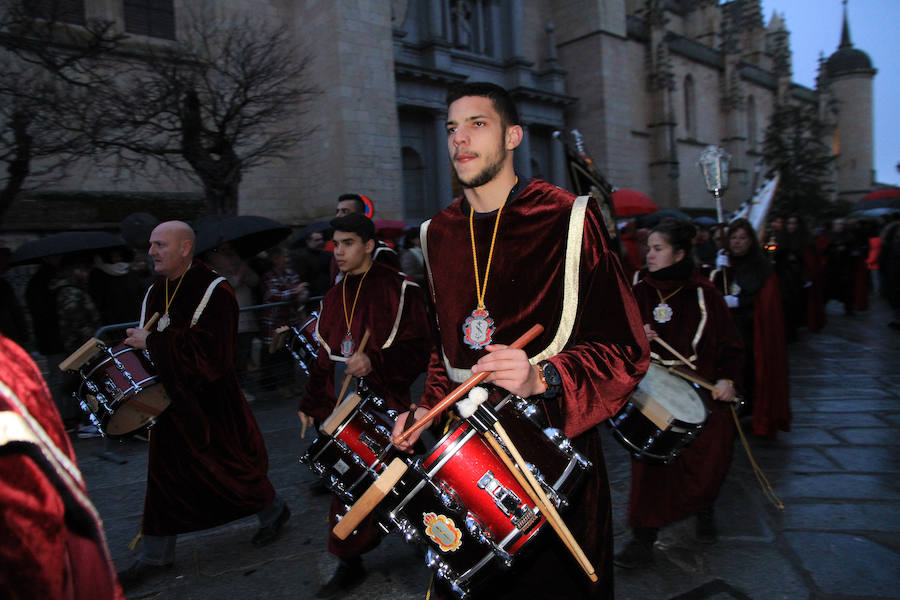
[9, 0, 877, 230]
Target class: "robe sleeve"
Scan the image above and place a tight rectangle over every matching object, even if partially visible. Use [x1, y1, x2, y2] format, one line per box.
[543, 203, 650, 438]
[365, 284, 432, 403]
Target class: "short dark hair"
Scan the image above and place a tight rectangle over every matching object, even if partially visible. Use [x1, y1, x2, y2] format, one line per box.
[337, 193, 366, 214]
[651, 219, 696, 256]
[330, 213, 375, 242]
[446, 81, 521, 129]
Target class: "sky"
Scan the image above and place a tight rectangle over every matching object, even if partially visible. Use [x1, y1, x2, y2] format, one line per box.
[760, 0, 899, 186]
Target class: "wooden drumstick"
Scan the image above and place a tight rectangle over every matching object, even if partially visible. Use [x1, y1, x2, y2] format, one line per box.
[666, 366, 716, 391]
[651, 336, 696, 370]
[665, 366, 740, 404]
[334, 329, 371, 411]
[393, 323, 544, 446]
[143, 312, 161, 331]
[333, 457, 407, 540]
[482, 428, 598, 582]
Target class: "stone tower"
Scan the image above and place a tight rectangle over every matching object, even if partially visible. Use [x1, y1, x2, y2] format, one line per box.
[823, 1, 876, 202]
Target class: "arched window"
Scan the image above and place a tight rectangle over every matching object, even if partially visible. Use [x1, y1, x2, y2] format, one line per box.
[684, 75, 696, 139]
[747, 95, 758, 152]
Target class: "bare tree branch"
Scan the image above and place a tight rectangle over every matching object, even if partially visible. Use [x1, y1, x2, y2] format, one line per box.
[91, 7, 319, 214]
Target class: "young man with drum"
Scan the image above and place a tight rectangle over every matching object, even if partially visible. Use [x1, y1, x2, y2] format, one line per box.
[118, 221, 289, 588]
[616, 218, 744, 568]
[392, 82, 649, 599]
[298, 213, 431, 598]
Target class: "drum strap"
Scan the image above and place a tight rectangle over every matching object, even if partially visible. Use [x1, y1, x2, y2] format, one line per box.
[649, 287, 706, 367]
[315, 279, 415, 362]
[139, 275, 227, 330]
[422, 195, 591, 384]
[191, 277, 227, 328]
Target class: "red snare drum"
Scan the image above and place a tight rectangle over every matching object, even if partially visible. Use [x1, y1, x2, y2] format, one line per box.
[379, 395, 590, 598]
[76, 344, 170, 437]
[300, 392, 398, 503]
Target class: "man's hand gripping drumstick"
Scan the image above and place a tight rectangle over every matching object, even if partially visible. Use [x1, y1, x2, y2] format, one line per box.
[297, 329, 371, 439]
[390, 324, 544, 452]
[123, 312, 161, 350]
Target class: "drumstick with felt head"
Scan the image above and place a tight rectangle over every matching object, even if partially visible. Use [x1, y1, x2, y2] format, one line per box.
[393, 324, 544, 446]
[458, 387, 598, 582]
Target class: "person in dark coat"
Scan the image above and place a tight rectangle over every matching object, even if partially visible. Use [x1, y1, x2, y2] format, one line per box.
[711, 218, 790, 438]
[117, 221, 289, 589]
[88, 247, 146, 326]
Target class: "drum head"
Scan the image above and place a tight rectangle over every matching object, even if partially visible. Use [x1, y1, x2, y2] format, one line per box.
[639, 364, 706, 424]
[105, 385, 170, 435]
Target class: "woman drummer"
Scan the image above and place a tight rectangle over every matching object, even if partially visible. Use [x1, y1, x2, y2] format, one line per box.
[615, 218, 744, 569]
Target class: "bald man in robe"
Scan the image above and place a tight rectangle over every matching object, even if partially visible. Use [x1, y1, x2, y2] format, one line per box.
[117, 221, 288, 587]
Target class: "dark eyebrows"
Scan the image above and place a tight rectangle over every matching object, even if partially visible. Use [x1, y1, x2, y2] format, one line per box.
[446, 113, 491, 127]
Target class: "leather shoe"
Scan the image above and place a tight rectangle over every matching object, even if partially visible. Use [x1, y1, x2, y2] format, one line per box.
[252, 504, 291, 547]
[116, 560, 173, 588]
[315, 558, 366, 598]
[613, 539, 654, 569]
[696, 509, 718, 544]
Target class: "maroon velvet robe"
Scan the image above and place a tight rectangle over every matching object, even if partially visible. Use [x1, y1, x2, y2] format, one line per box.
[627, 270, 744, 528]
[421, 178, 649, 599]
[139, 262, 275, 535]
[0, 334, 123, 600]
[712, 265, 791, 438]
[298, 261, 431, 557]
[299, 261, 431, 419]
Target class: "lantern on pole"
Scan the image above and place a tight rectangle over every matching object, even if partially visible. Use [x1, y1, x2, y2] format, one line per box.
[698, 145, 731, 224]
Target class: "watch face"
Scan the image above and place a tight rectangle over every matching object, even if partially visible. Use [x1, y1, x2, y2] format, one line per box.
[542, 363, 561, 385]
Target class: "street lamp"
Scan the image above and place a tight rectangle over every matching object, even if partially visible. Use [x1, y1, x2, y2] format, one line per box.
[698, 145, 731, 224]
[698, 145, 732, 294]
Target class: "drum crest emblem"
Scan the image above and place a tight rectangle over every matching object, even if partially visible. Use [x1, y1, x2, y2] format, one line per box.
[423, 512, 462, 552]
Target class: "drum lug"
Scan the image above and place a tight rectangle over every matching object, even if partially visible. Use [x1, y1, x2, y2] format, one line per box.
[424, 549, 465, 596]
[435, 479, 463, 512]
[464, 511, 493, 545]
[394, 515, 422, 544]
[358, 431, 384, 456]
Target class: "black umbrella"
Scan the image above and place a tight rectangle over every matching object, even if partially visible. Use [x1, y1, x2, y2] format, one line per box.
[192, 215, 291, 258]
[637, 209, 691, 228]
[9, 231, 129, 266]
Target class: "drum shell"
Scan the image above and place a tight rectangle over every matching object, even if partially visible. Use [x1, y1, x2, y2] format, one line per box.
[301, 397, 396, 503]
[384, 420, 544, 596]
[608, 364, 708, 464]
[77, 344, 170, 437]
[380, 396, 590, 596]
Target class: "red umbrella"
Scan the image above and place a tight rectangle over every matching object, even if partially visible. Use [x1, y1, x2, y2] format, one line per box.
[859, 187, 900, 202]
[611, 189, 658, 217]
[855, 188, 900, 212]
[373, 219, 408, 239]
